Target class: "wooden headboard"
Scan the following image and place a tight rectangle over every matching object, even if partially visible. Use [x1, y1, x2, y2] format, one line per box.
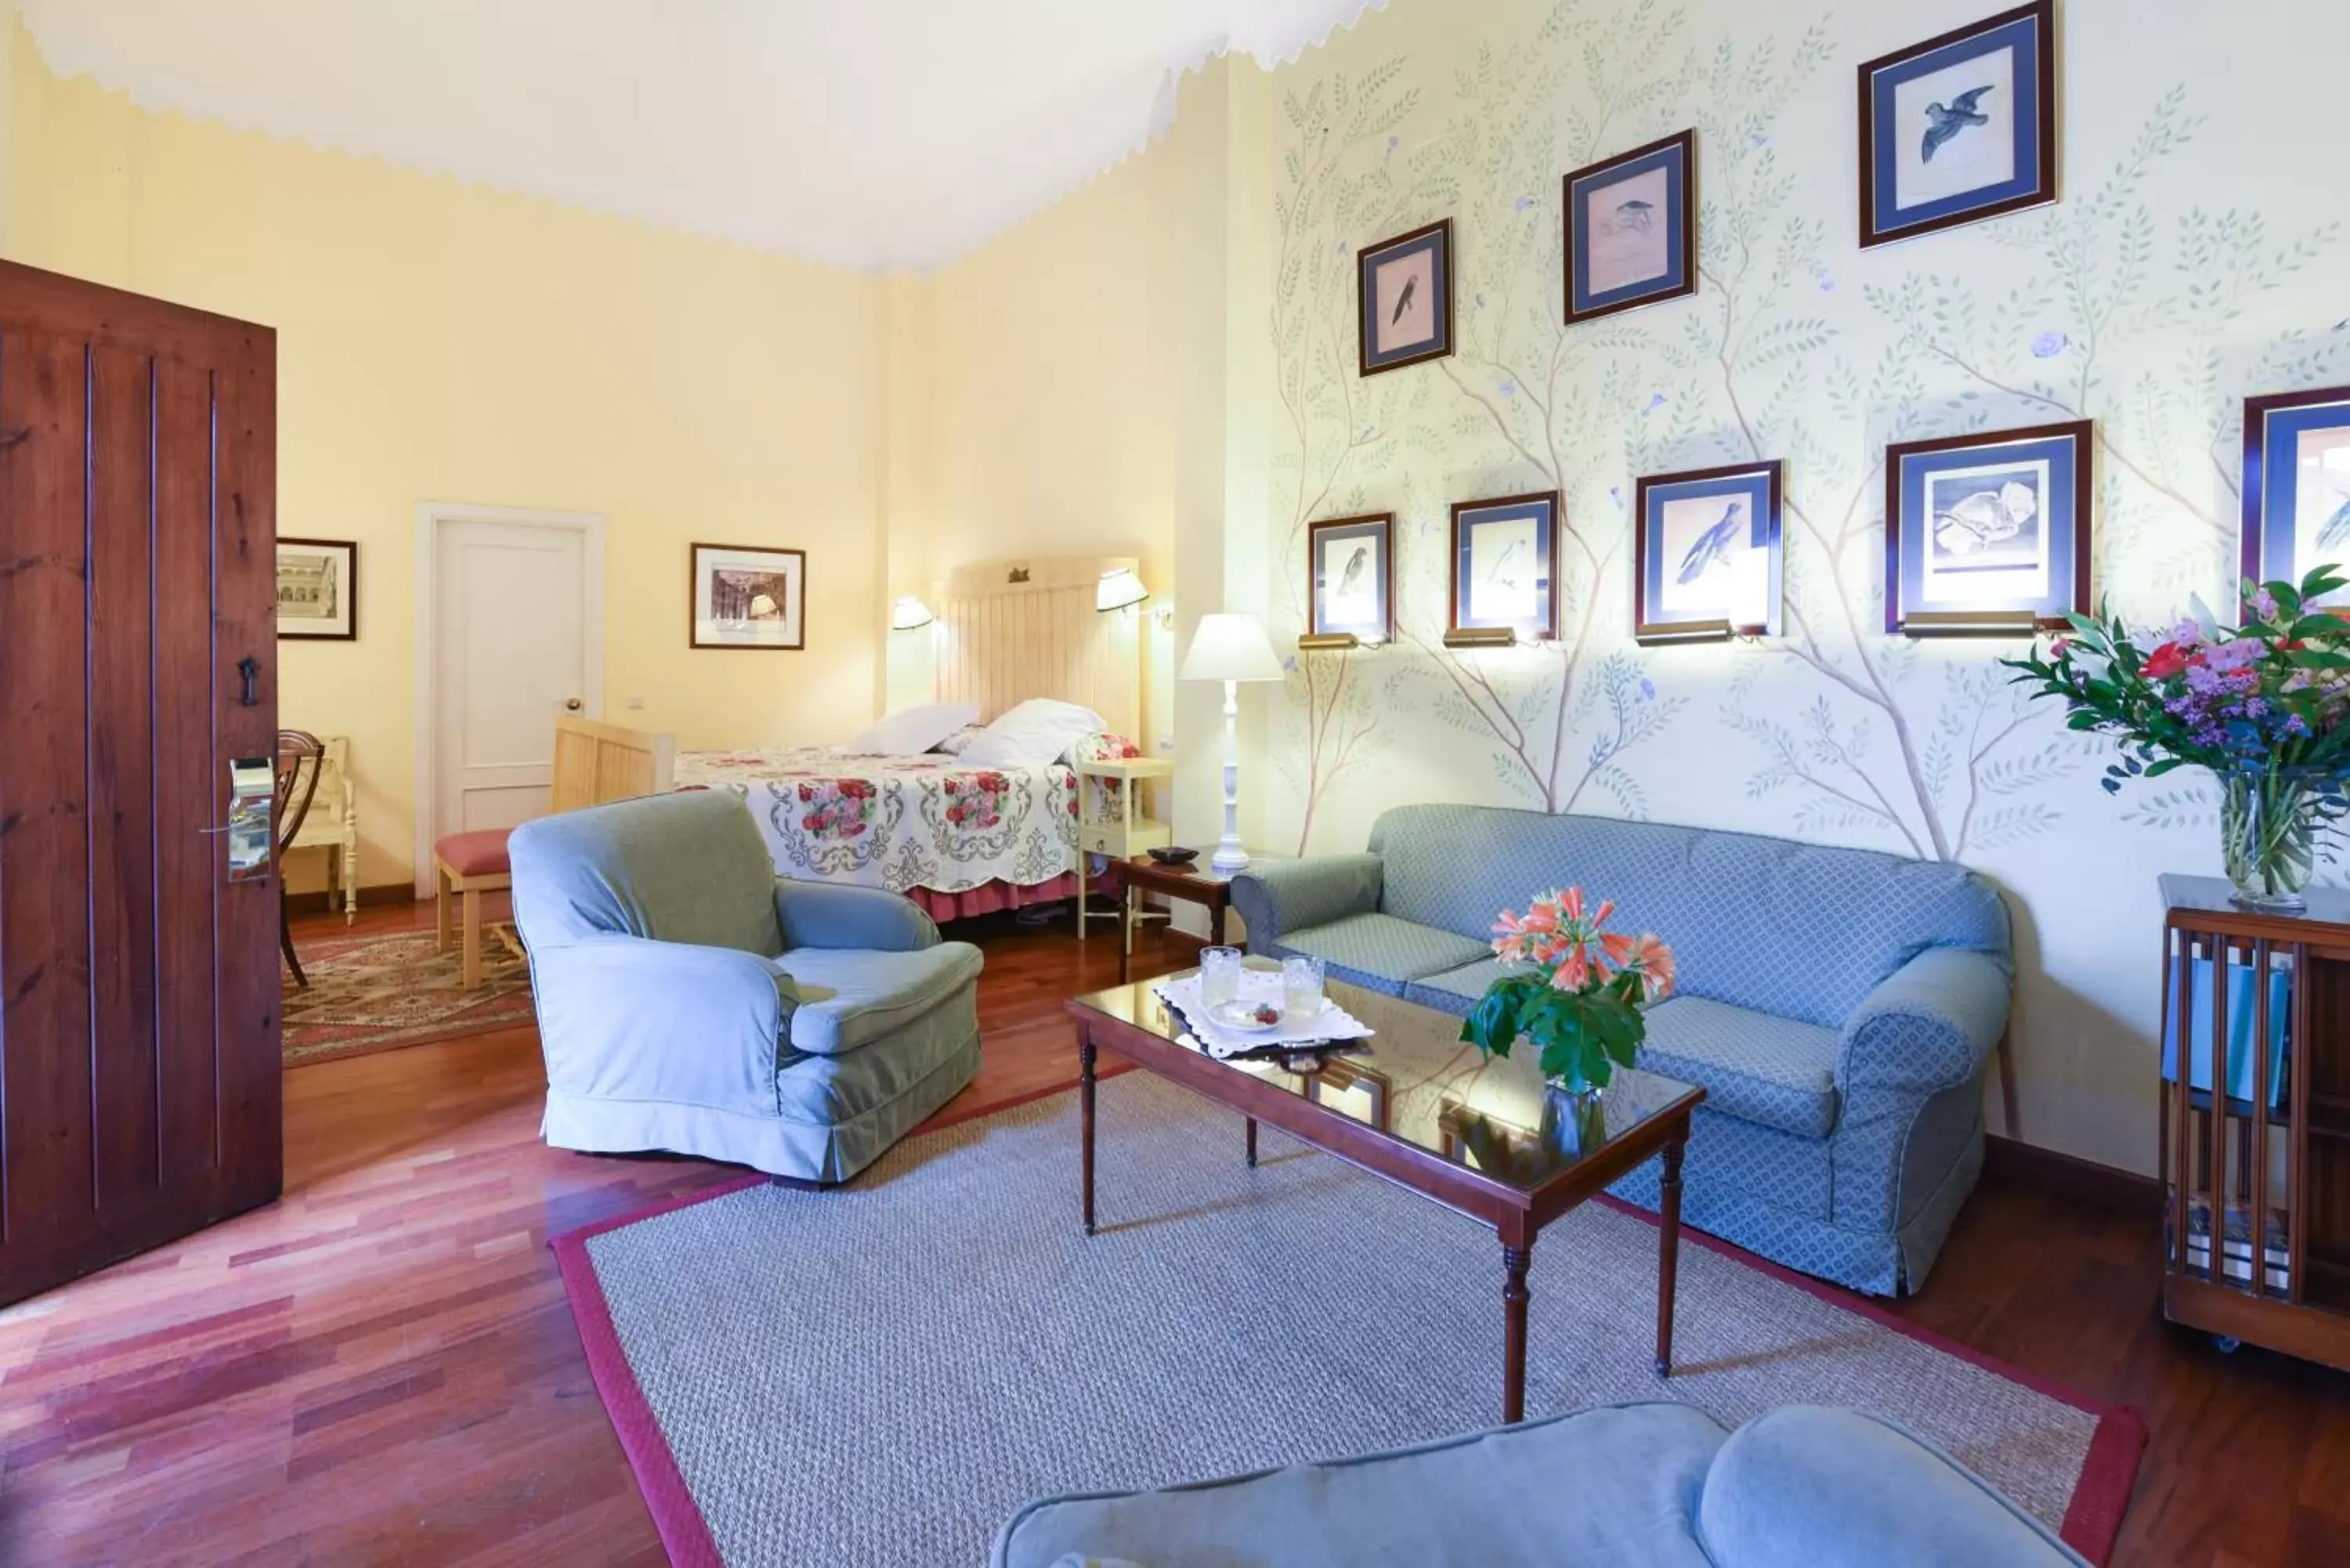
[934, 554, 1143, 739]
[552, 716, 675, 812]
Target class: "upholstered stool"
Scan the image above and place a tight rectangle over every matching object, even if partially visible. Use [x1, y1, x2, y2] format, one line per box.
[433, 828, 513, 990]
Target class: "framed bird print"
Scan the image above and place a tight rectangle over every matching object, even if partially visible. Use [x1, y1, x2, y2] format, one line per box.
[1634, 461, 1783, 642]
[1357, 220, 1453, 377]
[2242, 385, 2350, 612]
[1883, 420, 2092, 634]
[1858, 0, 2057, 248]
[1448, 491, 1560, 644]
[1563, 130, 1696, 325]
[691, 542, 806, 649]
[1307, 514, 1395, 644]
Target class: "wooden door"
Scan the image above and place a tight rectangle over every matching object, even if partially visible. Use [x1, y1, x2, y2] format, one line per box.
[0, 258, 280, 1307]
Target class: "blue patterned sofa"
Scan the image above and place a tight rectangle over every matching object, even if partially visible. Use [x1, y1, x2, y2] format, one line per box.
[1230, 806, 2012, 1295]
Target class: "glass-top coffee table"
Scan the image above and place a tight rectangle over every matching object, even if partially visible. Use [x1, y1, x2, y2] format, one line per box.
[1065, 964, 1705, 1423]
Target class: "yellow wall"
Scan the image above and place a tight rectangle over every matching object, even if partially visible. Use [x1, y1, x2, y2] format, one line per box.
[4, 24, 888, 889]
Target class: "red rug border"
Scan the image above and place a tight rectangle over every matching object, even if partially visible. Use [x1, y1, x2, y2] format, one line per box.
[551, 1072, 2142, 1566]
[1586, 1190, 2146, 1562]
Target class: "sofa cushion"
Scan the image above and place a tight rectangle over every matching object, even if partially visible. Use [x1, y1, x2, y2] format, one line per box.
[1278, 915, 1492, 995]
[773, 941, 983, 1055]
[992, 1401, 1726, 1568]
[1697, 1407, 2090, 1567]
[775, 977, 978, 1129]
[1639, 995, 1841, 1140]
[1403, 956, 1524, 1016]
[1366, 804, 2009, 1029]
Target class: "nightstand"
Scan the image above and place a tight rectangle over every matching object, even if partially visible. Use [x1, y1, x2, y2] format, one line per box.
[1073, 755, 1173, 944]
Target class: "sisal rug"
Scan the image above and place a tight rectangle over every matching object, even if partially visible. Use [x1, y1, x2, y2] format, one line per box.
[281, 926, 533, 1068]
[555, 1073, 2143, 1568]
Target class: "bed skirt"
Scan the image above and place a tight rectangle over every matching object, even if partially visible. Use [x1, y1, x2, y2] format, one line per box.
[906, 869, 1102, 923]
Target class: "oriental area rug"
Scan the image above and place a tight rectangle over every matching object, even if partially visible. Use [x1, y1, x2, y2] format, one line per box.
[280, 927, 533, 1067]
[555, 1073, 2143, 1568]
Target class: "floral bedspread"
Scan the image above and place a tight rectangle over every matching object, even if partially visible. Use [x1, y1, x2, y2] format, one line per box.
[674, 747, 1096, 897]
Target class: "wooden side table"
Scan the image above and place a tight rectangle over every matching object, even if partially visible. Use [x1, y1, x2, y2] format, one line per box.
[1112, 857, 1237, 982]
[1073, 757, 1173, 946]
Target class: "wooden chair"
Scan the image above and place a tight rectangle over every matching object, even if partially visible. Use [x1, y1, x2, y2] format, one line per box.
[434, 717, 675, 991]
[275, 731, 325, 988]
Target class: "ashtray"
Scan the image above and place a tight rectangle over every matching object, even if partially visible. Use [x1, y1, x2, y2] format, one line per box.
[1147, 846, 1199, 865]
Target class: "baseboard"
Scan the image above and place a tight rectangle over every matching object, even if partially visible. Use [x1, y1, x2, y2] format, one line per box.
[284, 882, 418, 916]
[1984, 1133, 2161, 1216]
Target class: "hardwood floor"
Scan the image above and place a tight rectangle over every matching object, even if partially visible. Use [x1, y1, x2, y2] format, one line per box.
[2, 898, 2345, 1566]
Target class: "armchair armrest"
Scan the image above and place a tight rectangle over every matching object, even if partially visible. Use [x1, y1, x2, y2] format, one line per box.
[531, 935, 797, 1111]
[1837, 946, 2012, 1097]
[774, 878, 939, 952]
[1229, 854, 1383, 952]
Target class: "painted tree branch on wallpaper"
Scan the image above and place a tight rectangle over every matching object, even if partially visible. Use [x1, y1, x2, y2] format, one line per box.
[1266, 0, 2350, 891]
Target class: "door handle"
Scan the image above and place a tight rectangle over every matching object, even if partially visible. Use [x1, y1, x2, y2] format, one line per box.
[220, 757, 274, 881]
[564, 698, 583, 711]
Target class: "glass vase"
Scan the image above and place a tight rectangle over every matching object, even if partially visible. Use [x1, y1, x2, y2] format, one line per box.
[2219, 769, 2326, 911]
[1540, 1078, 1609, 1159]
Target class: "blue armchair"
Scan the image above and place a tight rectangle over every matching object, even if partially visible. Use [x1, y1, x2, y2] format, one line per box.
[511, 790, 982, 1183]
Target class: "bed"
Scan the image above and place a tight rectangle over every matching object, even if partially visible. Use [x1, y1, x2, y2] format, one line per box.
[673, 553, 1148, 921]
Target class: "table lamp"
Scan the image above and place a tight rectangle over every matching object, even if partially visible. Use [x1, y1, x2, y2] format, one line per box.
[1178, 612, 1284, 875]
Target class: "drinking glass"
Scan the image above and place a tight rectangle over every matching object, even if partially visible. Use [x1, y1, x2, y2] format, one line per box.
[1282, 954, 1326, 1017]
[1199, 946, 1244, 1008]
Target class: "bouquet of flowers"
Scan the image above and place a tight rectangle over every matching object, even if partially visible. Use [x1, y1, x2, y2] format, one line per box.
[2003, 566, 2350, 908]
[1459, 887, 1676, 1096]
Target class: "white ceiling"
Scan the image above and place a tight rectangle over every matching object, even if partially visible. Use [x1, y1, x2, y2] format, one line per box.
[16, 0, 1383, 271]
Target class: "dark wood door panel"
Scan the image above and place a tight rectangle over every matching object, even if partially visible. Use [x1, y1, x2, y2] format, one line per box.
[0, 258, 279, 1306]
[0, 328, 99, 1256]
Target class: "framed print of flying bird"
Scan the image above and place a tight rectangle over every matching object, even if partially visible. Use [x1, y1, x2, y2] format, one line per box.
[1857, 0, 2058, 247]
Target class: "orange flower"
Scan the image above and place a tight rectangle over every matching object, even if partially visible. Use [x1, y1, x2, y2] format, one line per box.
[1624, 933, 1676, 1001]
[1549, 948, 1591, 991]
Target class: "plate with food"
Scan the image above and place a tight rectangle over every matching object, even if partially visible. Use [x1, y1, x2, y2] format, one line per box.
[1207, 999, 1286, 1034]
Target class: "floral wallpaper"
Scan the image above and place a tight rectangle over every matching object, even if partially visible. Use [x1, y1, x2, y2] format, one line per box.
[1248, 0, 2350, 1169]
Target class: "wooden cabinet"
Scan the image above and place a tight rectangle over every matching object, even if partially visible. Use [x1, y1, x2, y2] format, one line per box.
[2159, 874, 2350, 1368]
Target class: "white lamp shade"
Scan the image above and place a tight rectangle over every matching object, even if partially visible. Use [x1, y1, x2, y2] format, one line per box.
[889, 596, 935, 631]
[1180, 612, 1284, 683]
[1095, 567, 1148, 612]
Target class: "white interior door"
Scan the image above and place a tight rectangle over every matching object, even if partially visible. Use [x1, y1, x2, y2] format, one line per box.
[432, 515, 596, 844]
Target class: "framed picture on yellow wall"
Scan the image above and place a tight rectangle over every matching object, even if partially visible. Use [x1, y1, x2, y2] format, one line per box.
[1858, 0, 2058, 248]
[1356, 220, 1453, 377]
[277, 537, 358, 640]
[1307, 514, 1394, 644]
[1563, 130, 1697, 325]
[691, 542, 805, 649]
[2242, 384, 2350, 613]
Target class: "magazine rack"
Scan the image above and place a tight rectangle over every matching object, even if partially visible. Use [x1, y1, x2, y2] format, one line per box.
[2160, 874, 2350, 1368]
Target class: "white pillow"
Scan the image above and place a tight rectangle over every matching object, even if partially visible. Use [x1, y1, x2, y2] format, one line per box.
[958, 698, 1108, 768]
[932, 724, 983, 755]
[844, 703, 979, 757]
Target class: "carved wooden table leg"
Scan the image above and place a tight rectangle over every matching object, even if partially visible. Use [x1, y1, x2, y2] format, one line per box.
[1656, 1136, 1686, 1376]
[1502, 1234, 1534, 1423]
[1245, 1117, 1258, 1168]
[1080, 1033, 1097, 1237]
